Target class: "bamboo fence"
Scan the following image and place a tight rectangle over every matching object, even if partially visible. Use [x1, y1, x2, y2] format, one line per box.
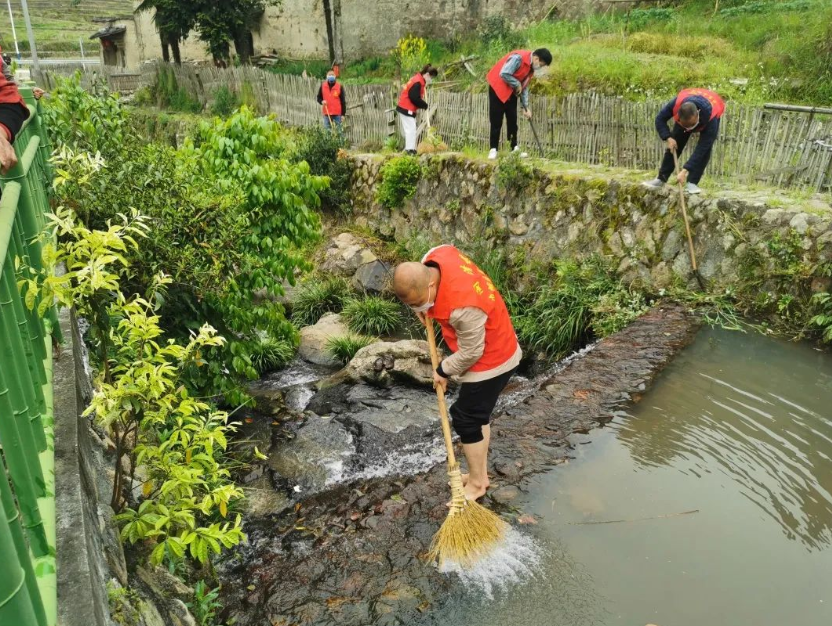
[38, 63, 832, 192]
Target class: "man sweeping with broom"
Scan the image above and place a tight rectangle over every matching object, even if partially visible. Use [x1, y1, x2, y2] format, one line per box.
[394, 245, 520, 565]
[394, 245, 521, 501]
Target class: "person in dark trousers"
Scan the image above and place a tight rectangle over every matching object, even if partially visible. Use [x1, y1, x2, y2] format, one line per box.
[316, 69, 346, 132]
[396, 64, 438, 155]
[643, 88, 725, 195]
[0, 73, 29, 176]
[486, 47, 552, 159]
[393, 244, 522, 502]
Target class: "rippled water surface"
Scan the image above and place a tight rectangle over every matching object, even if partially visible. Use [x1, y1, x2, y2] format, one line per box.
[422, 328, 832, 626]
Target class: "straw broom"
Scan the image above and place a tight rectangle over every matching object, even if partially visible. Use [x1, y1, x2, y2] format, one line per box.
[424, 317, 508, 568]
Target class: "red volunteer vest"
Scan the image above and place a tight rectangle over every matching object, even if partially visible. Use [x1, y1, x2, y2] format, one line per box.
[486, 50, 533, 103]
[397, 73, 426, 114]
[672, 88, 725, 125]
[424, 245, 518, 372]
[321, 80, 343, 116]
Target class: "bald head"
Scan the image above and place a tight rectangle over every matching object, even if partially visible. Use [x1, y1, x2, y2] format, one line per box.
[393, 262, 431, 303]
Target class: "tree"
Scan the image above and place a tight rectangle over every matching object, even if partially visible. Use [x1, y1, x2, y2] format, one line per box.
[194, 0, 276, 65]
[135, 0, 198, 66]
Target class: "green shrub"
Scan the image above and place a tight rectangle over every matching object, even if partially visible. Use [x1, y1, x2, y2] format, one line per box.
[250, 335, 296, 374]
[376, 156, 423, 208]
[41, 73, 129, 158]
[477, 15, 527, 51]
[46, 82, 324, 404]
[211, 85, 239, 116]
[153, 65, 202, 113]
[326, 334, 376, 364]
[292, 276, 353, 326]
[513, 257, 647, 359]
[495, 150, 533, 192]
[810, 292, 832, 342]
[383, 135, 401, 152]
[292, 126, 353, 213]
[186, 581, 223, 626]
[341, 296, 403, 336]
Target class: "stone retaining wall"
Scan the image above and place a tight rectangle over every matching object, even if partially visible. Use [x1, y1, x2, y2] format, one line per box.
[347, 153, 832, 303]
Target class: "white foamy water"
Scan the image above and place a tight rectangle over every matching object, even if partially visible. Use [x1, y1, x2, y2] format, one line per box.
[438, 527, 544, 599]
[324, 438, 446, 486]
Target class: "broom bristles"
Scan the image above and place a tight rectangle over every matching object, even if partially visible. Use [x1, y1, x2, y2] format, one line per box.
[427, 464, 508, 568]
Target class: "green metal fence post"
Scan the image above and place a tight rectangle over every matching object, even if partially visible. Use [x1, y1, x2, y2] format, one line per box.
[0, 491, 39, 626]
[10, 221, 49, 391]
[0, 262, 48, 455]
[0, 460, 46, 626]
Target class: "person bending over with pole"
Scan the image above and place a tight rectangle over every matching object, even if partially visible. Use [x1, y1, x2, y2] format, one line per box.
[393, 245, 522, 501]
[396, 64, 438, 156]
[486, 47, 552, 160]
[642, 87, 725, 195]
[316, 69, 346, 132]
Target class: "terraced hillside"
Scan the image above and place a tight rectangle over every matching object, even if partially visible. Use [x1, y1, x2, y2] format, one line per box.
[0, 0, 133, 56]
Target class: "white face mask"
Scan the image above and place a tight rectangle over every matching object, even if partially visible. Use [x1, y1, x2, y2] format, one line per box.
[425, 75, 433, 85]
[533, 64, 549, 77]
[410, 284, 435, 313]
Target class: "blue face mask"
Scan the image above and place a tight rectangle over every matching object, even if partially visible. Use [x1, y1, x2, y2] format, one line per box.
[327, 76, 336, 85]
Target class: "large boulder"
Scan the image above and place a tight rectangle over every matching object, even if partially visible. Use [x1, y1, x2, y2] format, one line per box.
[298, 313, 350, 367]
[351, 259, 391, 293]
[321, 232, 378, 276]
[331, 339, 435, 388]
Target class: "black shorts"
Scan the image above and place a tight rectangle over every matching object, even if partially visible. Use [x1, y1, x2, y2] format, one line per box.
[449, 368, 516, 445]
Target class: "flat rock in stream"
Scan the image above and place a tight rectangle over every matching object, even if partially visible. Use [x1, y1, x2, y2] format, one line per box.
[268, 416, 355, 493]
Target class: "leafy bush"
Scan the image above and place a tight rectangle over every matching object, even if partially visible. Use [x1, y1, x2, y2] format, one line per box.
[376, 156, 423, 208]
[41, 73, 129, 158]
[250, 335, 296, 374]
[341, 296, 403, 336]
[326, 334, 375, 364]
[810, 292, 832, 342]
[292, 125, 353, 213]
[187, 581, 223, 626]
[211, 85, 239, 116]
[45, 80, 325, 404]
[292, 276, 353, 326]
[477, 15, 527, 51]
[495, 150, 533, 192]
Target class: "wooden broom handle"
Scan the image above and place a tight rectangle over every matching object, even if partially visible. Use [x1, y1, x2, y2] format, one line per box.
[425, 317, 457, 467]
[671, 148, 699, 272]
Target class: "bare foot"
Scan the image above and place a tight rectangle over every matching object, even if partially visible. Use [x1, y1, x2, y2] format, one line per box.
[463, 481, 488, 501]
[454, 473, 490, 489]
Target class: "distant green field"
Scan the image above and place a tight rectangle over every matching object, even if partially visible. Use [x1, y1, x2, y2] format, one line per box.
[0, 0, 133, 56]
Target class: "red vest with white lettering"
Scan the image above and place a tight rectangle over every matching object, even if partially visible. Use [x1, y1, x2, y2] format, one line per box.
[486, 50, 533, 103]
[321, 80, 343, 116]
[397, 73, 426, 114]
[672, 88, 725, 125]
[423, 245, 518, 372]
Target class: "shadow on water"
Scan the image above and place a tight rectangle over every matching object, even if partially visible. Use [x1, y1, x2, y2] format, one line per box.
[616, 328, 832, 551]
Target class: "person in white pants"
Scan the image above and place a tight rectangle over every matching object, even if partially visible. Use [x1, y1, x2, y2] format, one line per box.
[395, 64, 438, 155]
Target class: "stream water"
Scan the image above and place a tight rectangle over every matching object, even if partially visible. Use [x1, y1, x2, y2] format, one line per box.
[419, 327, 832, 626]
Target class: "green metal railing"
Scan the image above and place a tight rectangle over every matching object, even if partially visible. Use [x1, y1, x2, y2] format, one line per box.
[0, 86, 60, 626]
